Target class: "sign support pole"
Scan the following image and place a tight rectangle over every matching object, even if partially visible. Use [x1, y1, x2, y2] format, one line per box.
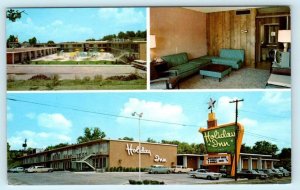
[229, 99, 244, 181]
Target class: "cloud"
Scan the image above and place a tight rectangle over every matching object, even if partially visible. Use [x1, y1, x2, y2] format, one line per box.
[8, 130, 72, 150]
[259, 91, 291, 114]
[98, 8, 146, 25]
[260, 91, 290, 105]
[117, 98, 188, 128]
[215, 96, 243, 124]
[25, 112, 36, 119]
[239, 118, 258, 127]
[37, 113, 72, 133]
[51, 19, 63, 26]
[7, 106, 13, 121]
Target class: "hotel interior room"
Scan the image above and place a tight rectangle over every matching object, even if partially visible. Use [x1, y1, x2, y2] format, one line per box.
[150, 6, 291, 89]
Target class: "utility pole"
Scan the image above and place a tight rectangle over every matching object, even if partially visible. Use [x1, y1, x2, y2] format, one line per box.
[229, 99, 244, 181]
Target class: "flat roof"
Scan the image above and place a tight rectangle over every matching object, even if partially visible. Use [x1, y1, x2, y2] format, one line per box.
[240, 153, 272, 157]
[18, 138, 177, 159]
[7, 47, 58, 53]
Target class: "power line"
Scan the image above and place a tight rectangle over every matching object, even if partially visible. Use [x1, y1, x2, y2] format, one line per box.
[240, 109, 289, 119]
[7, 97, 198, 127]
[7, 97, 290, 143]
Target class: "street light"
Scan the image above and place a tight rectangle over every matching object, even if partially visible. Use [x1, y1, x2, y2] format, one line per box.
[132, 112, 143, 181]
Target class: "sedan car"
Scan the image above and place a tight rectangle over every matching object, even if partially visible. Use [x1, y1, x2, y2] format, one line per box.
[188, 169, 222, 180]
[148, 165, 171, 174]
[278, 168, 290, 177]
[272, 168, 284, 177]
[262, 169, 282, 178]
[8, 167, 24, 173]
[237, 170, 267, 179]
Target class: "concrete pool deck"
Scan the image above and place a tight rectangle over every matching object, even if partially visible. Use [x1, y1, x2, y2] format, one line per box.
[7, 65, 146, 80]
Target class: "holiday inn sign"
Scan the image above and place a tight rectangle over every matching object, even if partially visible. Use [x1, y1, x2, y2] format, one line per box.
[202, 125, 236, 153]
[200, 123, 244, 155]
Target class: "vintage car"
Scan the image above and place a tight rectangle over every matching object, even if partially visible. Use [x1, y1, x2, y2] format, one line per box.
[237, 170, 267, 179]
[25, 166, 53, 173]
[272, 168, 284, 177]
[188, 169, 222, 180]
[8, 167, 24, 173]
[171, 165, 193, 173]
[278, 167, 291, 177]
[148, 165, 171, 174]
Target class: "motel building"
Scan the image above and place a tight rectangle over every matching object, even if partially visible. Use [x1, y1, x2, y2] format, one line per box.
[18, 139, 279, 172]
[7, 47, 58, 64]
[6, 39, 146, 64]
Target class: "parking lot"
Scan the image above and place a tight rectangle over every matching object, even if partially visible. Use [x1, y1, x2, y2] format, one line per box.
[8, 171, 235, 185]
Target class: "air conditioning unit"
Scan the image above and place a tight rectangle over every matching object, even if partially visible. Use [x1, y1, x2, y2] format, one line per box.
[273, 50, 290, 68]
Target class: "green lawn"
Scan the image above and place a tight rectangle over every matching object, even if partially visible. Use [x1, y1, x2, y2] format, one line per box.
[30, 60, 124, 65]
[7, 79, 146, 90]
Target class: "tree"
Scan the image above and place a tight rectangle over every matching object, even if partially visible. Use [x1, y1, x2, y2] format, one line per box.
[45, 143, 69, 151]
[118, 31, 127, 39]
[126, 31, 136, 38]
[6, 35, 19, 48]
[275, 148, 291, 170]
[77, 127, 106, 143]
[101, 34, 116, 41]
[119, 137, 134, 141]
[6, 9, 25, 22]
[241, 143, 252, 153]
[47, 40, 55, 44]
[86, 38, 95, 41]
[146, 138, 157, 143]
[28, 37, 37, 46]
[251, 141, 279, 156]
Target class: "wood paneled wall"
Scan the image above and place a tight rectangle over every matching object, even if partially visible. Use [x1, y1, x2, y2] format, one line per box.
[207, 9, 257, 68]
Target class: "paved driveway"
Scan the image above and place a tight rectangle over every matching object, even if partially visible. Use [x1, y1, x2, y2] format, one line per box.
[8, 171, 234, 185]
[7, 65, 146, 80]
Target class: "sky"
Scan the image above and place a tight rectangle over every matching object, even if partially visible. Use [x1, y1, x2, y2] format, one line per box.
[6, 8, 147, 43]
[6, 90, 291, 152]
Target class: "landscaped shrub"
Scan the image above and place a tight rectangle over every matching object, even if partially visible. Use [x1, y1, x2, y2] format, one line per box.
[29, 74, 51, 80]
[106, 73, 142, 81]
[129, 180, 136, 185]
[7, 75, 15, 82]
[94, 75, 103, 82]
[128, 179, 164, 185]
[82, 76, 91, 82]
[143, 180, 150, 185]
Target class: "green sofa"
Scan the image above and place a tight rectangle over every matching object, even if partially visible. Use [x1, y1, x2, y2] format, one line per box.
[161, 52, 211, 80]
[210, 49, 244, 69]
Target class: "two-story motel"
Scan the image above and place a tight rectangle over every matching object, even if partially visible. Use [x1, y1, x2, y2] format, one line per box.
[18, 139, 279, 172]
[7, 40, 146, 64]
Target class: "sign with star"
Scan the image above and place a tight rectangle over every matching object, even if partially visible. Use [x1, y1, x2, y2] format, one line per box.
[200, 123, 244, 154]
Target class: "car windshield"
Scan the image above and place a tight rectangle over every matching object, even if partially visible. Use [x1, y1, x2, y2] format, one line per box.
[251, 170, 258, 174]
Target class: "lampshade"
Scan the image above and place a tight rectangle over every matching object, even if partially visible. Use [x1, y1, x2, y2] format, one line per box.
[278, 30, 291, 43]
[150, 35, 156, 48]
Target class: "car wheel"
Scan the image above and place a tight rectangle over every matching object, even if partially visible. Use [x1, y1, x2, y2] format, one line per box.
[178, 171, 182, 174]
[216, 177, 219, 180]
[154, 171, 158, 174]
[207, 176, 212, 180]
[167, 170, 170, 174]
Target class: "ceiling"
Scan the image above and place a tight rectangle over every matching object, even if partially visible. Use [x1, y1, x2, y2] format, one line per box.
[184, 7, 260, 13]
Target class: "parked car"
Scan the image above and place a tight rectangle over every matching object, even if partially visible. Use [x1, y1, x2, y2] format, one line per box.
[237, 170, 267, 179]
[8, 167, 24, 173]
[171, 165, 193, 173]
[188, 169, 222, 180]
[278, 167, 291, 177]
[148, 165, 171, 174]
[262, 169, 282, 178]
[25, 166, 53, 173]
[272, 168, 284, 177]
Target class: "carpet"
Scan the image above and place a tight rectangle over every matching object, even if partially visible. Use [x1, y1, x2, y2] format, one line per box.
[151, 68, 271, 89]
